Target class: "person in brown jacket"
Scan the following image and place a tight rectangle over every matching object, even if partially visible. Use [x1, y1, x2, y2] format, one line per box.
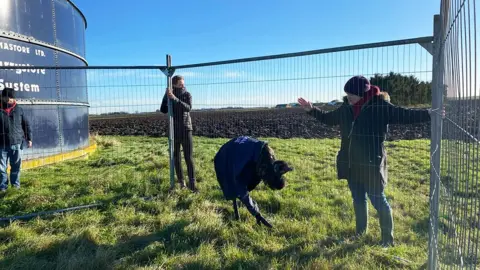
[160, 75, 197, 192]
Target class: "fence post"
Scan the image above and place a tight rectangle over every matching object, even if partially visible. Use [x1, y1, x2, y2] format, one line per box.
[428, 13, 445, 270]
[166, 55, 175, 190]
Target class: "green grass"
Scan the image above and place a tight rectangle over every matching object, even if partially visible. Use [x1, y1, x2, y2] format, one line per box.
[0, 135, 434, 269]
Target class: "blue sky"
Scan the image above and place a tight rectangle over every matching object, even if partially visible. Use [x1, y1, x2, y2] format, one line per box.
[78, 0, 439, 66]
[75, 0, 442, 113]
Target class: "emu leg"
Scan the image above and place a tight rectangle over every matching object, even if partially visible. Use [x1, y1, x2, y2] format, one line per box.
[233, 199, 240, 220]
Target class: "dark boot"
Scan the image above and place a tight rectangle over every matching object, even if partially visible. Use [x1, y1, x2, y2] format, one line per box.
[168, 179, 185, 192]
[353, 202, 368, 236]
[233, 199, 240, 220]
[368, 193, 394, 247]
[187, 179, 198, 193]
[379, 211, 394, 247]
[380, 238, 395, 248]
[178, 179, 186, 189]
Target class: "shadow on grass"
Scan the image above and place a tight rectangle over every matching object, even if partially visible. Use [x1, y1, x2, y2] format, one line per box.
[0, 219, 193, 270]
[0, 212, 363, 270]
[223, 241, 327, 270]
[0, 216, 415, 270]
[0, 180, 172, 228]
[412, 216, 429, 239]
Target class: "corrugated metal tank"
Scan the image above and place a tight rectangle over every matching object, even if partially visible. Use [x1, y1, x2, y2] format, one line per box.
[0, 0, 89, 159]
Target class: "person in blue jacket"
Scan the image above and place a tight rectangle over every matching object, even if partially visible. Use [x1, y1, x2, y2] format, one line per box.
[214, 136, 294, 228]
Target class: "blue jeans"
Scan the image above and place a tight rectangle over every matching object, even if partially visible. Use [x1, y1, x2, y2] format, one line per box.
[347, 180, 394, 245]
[0, 144, 22, 190]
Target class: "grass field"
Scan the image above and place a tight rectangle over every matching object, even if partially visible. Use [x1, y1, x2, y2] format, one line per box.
[0, 135, 432, 269]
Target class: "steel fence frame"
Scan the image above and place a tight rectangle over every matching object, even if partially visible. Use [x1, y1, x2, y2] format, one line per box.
[434, 0, 479, 269]
[2, 9, 472, 268]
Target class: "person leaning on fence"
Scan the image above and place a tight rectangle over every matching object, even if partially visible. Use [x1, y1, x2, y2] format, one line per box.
[298, 75, 443, 247]
[0, 87, 32, 192]
[160, 75, 198, 192]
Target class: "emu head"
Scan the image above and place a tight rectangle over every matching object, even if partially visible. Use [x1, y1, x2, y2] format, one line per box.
[257, 144, 294, 190]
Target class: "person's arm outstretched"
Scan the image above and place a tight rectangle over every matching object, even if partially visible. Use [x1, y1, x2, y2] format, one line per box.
[385, 101, 433, 125]
[298, 97, 342, 126]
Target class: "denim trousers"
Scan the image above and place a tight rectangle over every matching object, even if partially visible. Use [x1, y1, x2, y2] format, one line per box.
[347, 179, 394, 245]
[0, 144, 22, 190]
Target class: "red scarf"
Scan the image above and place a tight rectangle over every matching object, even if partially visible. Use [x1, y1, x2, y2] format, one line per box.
[2, 101, 16, 115]
[352, 85, 380, 119]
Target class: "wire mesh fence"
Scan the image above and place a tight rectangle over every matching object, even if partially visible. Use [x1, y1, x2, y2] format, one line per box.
[435, 0, 480, 268]
[0, 36, 440, 266]
[1, 21, 477, 267]
[0, 67, 168, 160]
[168, 40, 438, 260]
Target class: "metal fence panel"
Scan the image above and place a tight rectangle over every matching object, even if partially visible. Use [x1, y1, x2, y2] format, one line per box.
[0, 34, 462, 268]
[436, 0, 480, 269]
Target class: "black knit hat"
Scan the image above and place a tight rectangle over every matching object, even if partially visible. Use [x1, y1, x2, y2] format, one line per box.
[344, 76, 371, 97]
[2, 87, 15, 99]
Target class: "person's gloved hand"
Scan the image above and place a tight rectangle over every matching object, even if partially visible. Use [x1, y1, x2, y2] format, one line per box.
[255, 213, 273, 228]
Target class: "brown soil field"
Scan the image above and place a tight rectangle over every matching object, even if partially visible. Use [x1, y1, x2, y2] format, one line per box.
[89, 107, 432, 141]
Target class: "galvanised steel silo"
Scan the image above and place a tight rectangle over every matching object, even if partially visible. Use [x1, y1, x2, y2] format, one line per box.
[0, 0, 89, 160]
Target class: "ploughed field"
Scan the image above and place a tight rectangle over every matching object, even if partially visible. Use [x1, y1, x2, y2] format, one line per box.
[89, 107, 432, 140]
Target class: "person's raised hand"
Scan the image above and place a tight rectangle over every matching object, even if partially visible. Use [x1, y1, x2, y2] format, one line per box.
[298, 97, 313, 112]
[166, 88, 175, 99]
